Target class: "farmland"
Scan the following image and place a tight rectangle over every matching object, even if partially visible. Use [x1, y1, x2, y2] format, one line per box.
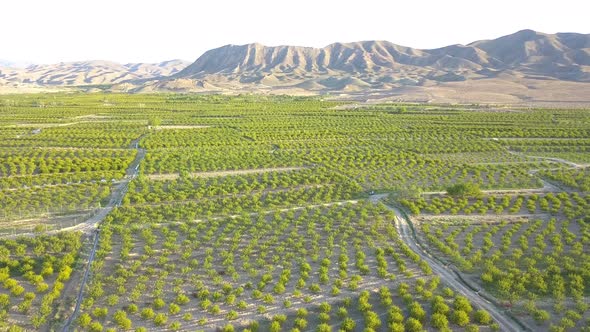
[0, 93, 588, 331]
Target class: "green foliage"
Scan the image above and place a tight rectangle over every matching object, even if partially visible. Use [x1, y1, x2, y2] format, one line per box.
[168, 303, 180, 315]
[474, 309, 492, 324]
[89, 321, 103, 332]
[431, 312, 449, 329]
[453, 296, 473, 314]
[405, 317, 423, 332]
[153, 313, 168, 326]
[140, 308, 155, 319]
[453, 310, 471, 326]
[447, 182, 482, 198]
[148, 117, 162, 127]
[11, 94, 582, 330]
[409, 301, 426, 322]
[77, 313, 92, 328]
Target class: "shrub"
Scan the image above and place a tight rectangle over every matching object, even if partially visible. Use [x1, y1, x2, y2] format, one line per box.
[341, 317, 355, 331]
[227, 310, 238, 320]
[169, 303, 180, 315]
[453, 310, 470, 326]
[89, 322, 103, 332]
[153, 313, 168, 326]
[409, 301, 426, 322]
[140, 308, 155, 320]
[431, 312, 449, 329]
[405, 317, 423, 332]
[153, 298, 165, 309]
[534, 309, 551, 323]
[453, 296, 473, 314]
[447, 183, 482, 198]
[474, 309, 492, 324]
[77, 313, 92, 328]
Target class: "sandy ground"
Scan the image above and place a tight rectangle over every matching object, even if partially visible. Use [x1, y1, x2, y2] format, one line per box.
[152, 125, 211, 130]
[147, 167, 306, 180]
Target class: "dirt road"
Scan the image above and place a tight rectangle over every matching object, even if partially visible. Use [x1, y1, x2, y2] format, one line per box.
[61, 229, 99, 331]
[61, 138, 146, 331]
[0, 146, 146, 239]
[369, 194, 527, 331]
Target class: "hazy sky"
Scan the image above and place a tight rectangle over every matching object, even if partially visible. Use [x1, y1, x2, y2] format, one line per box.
[3, 0, 589, 64]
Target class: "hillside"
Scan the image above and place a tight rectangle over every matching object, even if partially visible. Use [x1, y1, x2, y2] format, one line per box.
[142, 30, 590, 104]
[2, 30, 590, 104]
[0, 59, 189, 87]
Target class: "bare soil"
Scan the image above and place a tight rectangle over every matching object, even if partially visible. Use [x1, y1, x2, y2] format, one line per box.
[147, 167, 306, 181]
[152, 125, 211, 130]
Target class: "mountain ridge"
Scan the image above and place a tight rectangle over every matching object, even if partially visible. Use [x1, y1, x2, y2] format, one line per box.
[173, 30, 590, 81]
[2, 30, 590, 104]
[0, 59, 189, 87]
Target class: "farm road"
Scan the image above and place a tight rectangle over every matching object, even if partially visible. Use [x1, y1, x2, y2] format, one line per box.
[369, 194, 527, 332]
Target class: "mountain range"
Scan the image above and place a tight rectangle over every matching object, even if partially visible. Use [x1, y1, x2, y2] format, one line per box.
[0, 60, 188, 87]
[2, 29, 590, 104]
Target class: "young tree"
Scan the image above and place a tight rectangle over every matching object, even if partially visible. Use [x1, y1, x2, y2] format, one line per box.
[409, 301, 426, 322]
[405, 317, 423, 332]
[148, 117, 162, 127]
[77, 313, 92, 328]
[474, 309, 492, 325]
[453, 310, 470, 326]
[447, 183, 482, 198]
[431, 312, 449, 329]
[453, 295, 473, 314]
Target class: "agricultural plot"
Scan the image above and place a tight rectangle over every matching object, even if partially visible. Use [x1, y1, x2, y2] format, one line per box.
[0, 93, 588, 331]
[401, 181, 590, 330]
[0, 232, 83, 330]
[413, 214, 589, 331]
[79, 202, 496, 331]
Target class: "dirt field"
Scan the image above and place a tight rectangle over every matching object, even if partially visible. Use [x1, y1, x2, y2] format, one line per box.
[147, 167, 306, 180]
[152, 125, 211, 130]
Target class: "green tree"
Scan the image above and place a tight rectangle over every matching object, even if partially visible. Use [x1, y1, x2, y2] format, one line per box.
[141, 307, 155, 319]
[365, 311, 382, 329]
[453, 296, 473, 314]
[269, 321, 281, 332]
[89, 321, 103, 332]
[409, 301, 426, 322]
[431, 312, 449, 329]
[153, 313, 168, 326]
[148, 117, 162, 127]
[113, 310, 132, 329]
[453, 310, 470, 326]
[169, 303, 180, 315]
[227, 310, 238, 320]
[534, 309, 551, 324]
[447, 183, 482, 198]
[77, 313, 92, 328]
[340, 317, 355, 331]
[316, 323, 332, 332]
[474, 309, 492, 325]
[405, 317, 423, 332]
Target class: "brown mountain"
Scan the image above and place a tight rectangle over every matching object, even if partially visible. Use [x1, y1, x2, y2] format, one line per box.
[0, 59, 189, 87]
[171, 30, 590, 83]
[2, 30, 590, 104]
[141, 30, 590, 104]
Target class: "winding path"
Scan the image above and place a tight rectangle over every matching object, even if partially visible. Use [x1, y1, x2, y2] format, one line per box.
[369, 194, 527, 331]
[506, 150, 588, 169]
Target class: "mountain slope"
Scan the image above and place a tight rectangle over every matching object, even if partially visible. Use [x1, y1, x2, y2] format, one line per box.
[173, 30, 590, 84]
[138, 30, 590, 103]
[0, 60, 190, 86]
[2, 30, 590, 104]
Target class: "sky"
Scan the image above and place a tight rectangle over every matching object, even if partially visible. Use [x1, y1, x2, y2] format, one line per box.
[2, 0, 589, 64]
